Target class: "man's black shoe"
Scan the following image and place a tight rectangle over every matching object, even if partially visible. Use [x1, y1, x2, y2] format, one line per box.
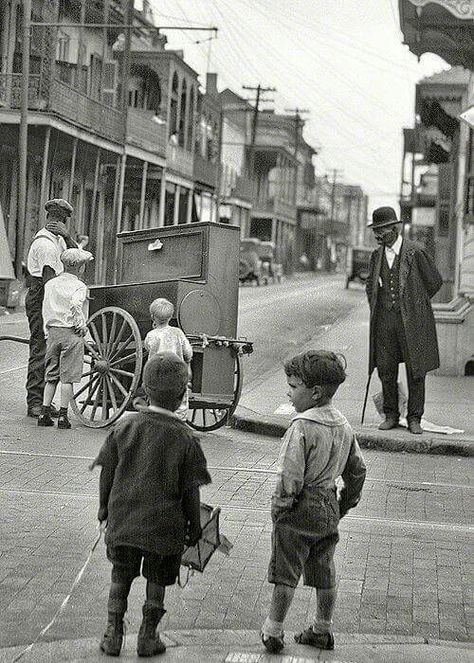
[27, 405, 42, 418]
[38, 413, 54, 427]
[378, 417, 399, 431]
[408, 419, 423, 435]
[28, 404, 60, 418]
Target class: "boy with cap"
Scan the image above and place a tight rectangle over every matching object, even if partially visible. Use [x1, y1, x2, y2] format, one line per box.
[25, 198, 78, 418]
[38, 248, 93, 429]
[92, 352, 211, 657]
[261, 350, 366, 654]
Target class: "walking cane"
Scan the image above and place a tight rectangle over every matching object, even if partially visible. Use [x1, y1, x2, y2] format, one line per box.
[361, 371, 373, 425]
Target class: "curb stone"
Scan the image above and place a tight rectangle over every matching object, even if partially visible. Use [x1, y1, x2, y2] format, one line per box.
[231, 414, 474, 457]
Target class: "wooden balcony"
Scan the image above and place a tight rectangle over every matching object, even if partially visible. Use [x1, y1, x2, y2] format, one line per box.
[229, 175, 254, 202]
[0, 74, 124, 143]
[193, 153, 218, 188]
[126, 108, 167, 156]
[167, 142, 194, 179]
[0, 73, 44, 109]
[50, 79, 124, 143]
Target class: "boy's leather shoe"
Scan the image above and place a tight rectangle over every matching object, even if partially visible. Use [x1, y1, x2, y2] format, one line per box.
[378, 417, 399, 430]
[408, 419, 423, 434]
[261, 633, 284, 654]
[137, 604, 166, 657]
[37, 414, 54, 427]
[100, 612, 124, 656]
[57, 415, 71, 430]
[294, 627, 334, 650]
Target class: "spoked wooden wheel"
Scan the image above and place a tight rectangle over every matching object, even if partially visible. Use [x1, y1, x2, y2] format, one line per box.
[71, 307, 143, 428]
[187, 354, 242, 432]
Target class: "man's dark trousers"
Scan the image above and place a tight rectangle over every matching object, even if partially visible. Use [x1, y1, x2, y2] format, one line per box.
[25, 276, 46, 409]
[375, 307, 425, 421]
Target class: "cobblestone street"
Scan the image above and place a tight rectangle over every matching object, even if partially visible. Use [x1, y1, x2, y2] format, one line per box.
[0, 422, 472, 657]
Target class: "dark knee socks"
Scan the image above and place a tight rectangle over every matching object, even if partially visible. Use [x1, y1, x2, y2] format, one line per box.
[108, 580, 132, 614]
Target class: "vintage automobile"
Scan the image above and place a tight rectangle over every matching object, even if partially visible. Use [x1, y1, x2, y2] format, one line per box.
[345, 246, 373, 288]
[239, 238, 263, 286]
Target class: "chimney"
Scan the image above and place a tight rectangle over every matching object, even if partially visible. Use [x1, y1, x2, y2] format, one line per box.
[206, 73, 218, 96]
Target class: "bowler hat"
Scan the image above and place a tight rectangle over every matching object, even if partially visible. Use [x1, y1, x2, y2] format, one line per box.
[367, 206, 400, 229]
[44, 198, 73, 217]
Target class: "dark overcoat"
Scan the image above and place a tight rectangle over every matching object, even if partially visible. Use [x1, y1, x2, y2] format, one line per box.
[366, 239, 443, 380]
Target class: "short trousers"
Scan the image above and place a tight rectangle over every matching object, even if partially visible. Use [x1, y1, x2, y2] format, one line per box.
[44, 327, 84, 384]
[107, 544, 182, 586]
[268, 489, 340, 589]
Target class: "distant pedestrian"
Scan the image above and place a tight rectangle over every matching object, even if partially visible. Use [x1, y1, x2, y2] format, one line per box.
[38, 248, 93, 430]
[92, 353, 211, 657]
[25, 199, 77, 418]
[261, 350, 366, 654]
[366, 207, 443, 434]
[144, 298, 193, 420]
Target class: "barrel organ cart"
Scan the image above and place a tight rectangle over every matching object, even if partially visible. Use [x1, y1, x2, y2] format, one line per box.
[71, 222, 253, 431]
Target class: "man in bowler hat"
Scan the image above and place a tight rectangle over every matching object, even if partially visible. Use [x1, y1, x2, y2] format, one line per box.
[25, 199, 78, 418]
[365, 207, 443, 434]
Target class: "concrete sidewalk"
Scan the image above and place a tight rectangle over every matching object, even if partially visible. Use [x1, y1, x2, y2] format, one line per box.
[2, 630, 473, 662]
[233, 299, 474, 456]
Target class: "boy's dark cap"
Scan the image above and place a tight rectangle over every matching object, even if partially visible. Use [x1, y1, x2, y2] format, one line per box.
[45, 198, 73, 217]
[143, 352, 188, 394]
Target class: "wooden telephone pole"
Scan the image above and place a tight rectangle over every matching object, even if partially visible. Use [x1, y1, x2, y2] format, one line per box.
[242, 84, 276, 178]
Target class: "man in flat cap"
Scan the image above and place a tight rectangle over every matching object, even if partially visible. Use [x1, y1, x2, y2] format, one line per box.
[25, 199, 78, 418]
[366, 207, 443, 434]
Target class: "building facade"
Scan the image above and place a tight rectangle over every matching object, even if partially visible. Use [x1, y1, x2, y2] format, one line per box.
[399, 0, 474, 375]
[0, 0, 218, 285]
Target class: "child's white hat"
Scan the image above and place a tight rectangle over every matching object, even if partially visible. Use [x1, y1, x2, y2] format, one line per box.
[60, 248, 94, 267]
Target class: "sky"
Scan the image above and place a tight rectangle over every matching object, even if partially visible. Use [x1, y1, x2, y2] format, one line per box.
[147, 0, 450, 214]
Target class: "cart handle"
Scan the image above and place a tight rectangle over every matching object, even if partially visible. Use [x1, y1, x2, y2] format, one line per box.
[0, 335, 29, 345]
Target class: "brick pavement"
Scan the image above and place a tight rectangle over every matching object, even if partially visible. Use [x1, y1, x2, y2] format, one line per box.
[0, 422, 472, 655]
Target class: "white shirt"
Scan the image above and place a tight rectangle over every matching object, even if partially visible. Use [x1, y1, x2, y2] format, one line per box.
[144, 325, 193, 362]
[27, 229, 67, 277]
[42, 272, 88, 336]
[384, 234, 403, 269]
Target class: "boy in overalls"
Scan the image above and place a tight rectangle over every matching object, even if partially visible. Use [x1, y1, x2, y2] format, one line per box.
[261, 350, 366, 654]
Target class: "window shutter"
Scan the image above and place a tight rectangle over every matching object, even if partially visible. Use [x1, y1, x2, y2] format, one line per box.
[101, 60, 117, 107]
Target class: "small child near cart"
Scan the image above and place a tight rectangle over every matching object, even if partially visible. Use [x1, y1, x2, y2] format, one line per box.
[261, 350, 367, 654]
[144, 298, 193, 420]
[93, 352, 211, 657]
[38, 248, 93, 430]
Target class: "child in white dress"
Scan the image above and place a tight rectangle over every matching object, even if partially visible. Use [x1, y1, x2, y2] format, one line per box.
[144, 298, 193, 420]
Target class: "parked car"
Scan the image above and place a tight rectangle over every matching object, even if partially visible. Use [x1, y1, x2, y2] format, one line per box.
[345, 246, 372, 288]
[239, 238, 263, 286]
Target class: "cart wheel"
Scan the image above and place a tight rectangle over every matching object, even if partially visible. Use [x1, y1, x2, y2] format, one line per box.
[71, 307, 143, 428]
[187, 354, 243, 432]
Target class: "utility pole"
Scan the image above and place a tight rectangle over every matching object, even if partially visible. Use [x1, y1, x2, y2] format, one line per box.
[242, 84, 276, 178]
[329, 168, 342, 271]
[285, 108, 309, 273]
[284, 108, 310, 207]
[16, 0, 31, 280]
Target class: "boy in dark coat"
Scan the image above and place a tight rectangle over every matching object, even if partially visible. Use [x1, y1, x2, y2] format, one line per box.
[366, 207, 443, 434]
[93, 353, 211, 657]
